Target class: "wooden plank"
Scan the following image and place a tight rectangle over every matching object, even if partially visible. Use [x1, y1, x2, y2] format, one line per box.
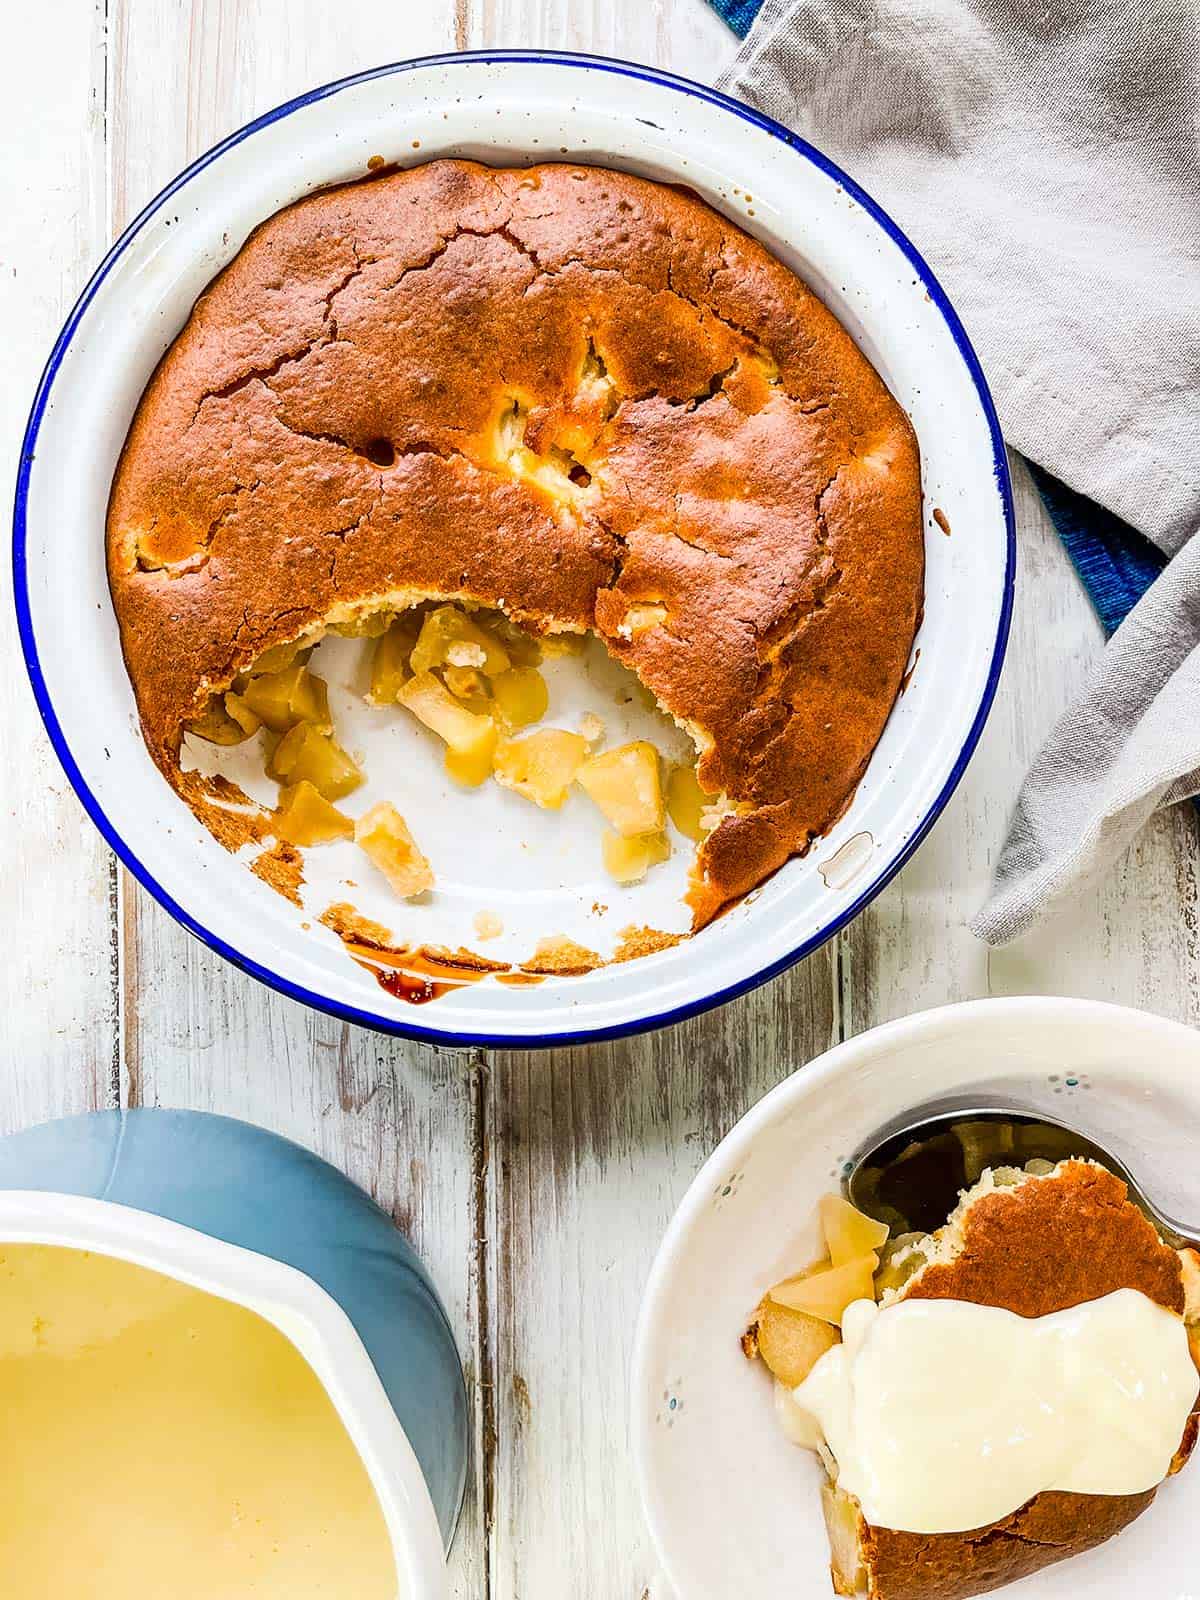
[0, 2, 118, 1133]
[843, 456, 1200, 1031]
[483, 961, 837, 1599]
[107, 5, 487, 1594]
[468, 0, 733, 78]
[108, 0, 463, 228]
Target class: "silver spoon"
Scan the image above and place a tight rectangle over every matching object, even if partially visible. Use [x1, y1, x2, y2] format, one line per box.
[845, 1098, 1195, 1251]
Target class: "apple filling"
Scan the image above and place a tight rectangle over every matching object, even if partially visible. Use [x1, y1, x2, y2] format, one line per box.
[240, 663, 332, 735]
[397, 671, 499, 788]
[493, 730, 590, 809]
[739, 1194, 889, 1596]
[743, 1194, 888, 1375]
[601, 830, 671, 884]
[577, 742, 665, 835]
[186, 598, 716, 903]
[354, 802, 434, 899]
[272, 781, 354, 846]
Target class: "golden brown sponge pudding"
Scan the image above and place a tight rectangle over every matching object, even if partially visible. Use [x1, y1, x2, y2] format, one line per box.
[828, 1163, 1200, 1600]
[107, 159, 924, 926]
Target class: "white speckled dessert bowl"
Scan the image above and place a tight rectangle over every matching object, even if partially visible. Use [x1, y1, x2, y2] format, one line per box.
[14, 51, 1013, 1045]
[632, 997, 1200, 1600]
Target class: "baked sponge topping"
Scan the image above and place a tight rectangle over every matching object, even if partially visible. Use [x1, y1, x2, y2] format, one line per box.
[107, 159, 923, 927]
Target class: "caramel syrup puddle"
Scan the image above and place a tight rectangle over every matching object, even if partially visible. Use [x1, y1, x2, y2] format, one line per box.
[346, 941, 499, 1005]
[369, 967, 456, 1005]
[362, 963, 547, 1002]
[331, 920, 677, 1005]
[342, 939, 547, 1005]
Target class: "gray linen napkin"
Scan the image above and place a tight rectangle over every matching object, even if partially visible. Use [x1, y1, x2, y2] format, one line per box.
[718, 0, 1200, 941]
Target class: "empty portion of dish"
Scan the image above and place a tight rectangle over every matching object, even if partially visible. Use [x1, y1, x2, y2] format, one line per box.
[744, 1163, 1200, 1600]
[106, 158, 924, 931]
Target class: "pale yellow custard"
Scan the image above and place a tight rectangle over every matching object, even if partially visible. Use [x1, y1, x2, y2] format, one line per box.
[794, 1290, 1199, 1535]
[0, 1244, 398, 1598]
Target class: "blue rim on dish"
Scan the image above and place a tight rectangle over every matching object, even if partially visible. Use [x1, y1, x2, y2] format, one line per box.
[11, 49, 1016, 1050]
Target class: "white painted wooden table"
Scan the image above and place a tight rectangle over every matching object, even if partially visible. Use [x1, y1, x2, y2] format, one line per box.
[4, 3, 1197, 1595]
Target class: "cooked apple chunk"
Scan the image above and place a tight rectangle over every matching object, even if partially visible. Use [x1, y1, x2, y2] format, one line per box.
[488, 614, 544, 667]
[246, 639, 308, 677]
[769, 1254, 879, 1326]
[272, 781, 354, 846]
[442, 664, 492, 711]
[223, 691, 262, 738]
[747, 1297, 840, 1387]
[368, 612, 424, 704]
[410, 605, 511, 678]
[577, 741, 664, 836]
[666, 764, 709, 842]
[267, 724, 363, 801]
[241, 663, 331, 734]
[491, 666, 549, 730]
[329, 610, 392, 639]
[601, 828, 671, 883]
[444, 735, 499, 788]
[189, 698, 257, 745]
[355, 802, 434, 898]
[397, 669, 490, 743]
[493, 730, 589, 808]
[540, 630, 587, 657]
[820, 1194, 890, 1266]
[397, 671, 498, 787]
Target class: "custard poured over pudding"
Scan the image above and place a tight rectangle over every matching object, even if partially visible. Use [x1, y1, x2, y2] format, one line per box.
[107, 160, 923, 926]
[0, 1244, 397, 1598]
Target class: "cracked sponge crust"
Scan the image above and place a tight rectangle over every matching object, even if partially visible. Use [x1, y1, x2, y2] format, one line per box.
[850, 1163, 1198, 1600]
[107, 160, 924, 923]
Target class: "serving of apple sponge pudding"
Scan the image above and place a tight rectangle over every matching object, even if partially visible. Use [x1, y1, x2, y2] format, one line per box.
[107, 158, 923, 928]
[744, 1164, 1200, 1600]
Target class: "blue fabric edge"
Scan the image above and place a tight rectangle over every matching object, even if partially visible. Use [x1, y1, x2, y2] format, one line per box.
[1027, 464, 1166, 639]
[707, 0, 765, 36]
